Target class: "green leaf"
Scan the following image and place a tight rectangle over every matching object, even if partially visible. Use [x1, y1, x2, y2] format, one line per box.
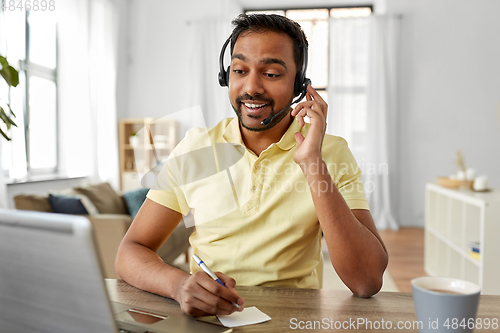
[0, 106, 16, 128]
[0, 128, 11, 141]
[6, 103, 16, 118]
[7, 65, 19, 87]
[0, 55, 19, 87]
[0, 107, 11, 130]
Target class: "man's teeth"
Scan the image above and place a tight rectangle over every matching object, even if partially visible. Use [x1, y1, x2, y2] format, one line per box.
[244, 103, 266, 108]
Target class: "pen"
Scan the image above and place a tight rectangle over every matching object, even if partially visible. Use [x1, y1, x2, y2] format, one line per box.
[192, 254, 240, 309]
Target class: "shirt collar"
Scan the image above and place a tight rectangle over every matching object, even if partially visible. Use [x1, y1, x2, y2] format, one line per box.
[222, 117, 244, 145]
[275, 117, 301, 151]
[222, 116, 301, 151]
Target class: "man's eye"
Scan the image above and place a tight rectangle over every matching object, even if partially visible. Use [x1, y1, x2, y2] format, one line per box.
[265, 73, 280, 78]
[233, 70, 245, 75]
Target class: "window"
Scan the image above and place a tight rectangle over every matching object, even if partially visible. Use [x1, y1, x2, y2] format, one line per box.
[246, 6, 371, 103]
[245, 7, 372, 158]
[0, 8, 58, 180]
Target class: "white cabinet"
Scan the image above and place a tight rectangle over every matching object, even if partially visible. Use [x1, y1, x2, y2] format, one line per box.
[425, 183, 500, 295]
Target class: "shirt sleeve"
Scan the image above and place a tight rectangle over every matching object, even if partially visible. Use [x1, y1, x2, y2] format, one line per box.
[147, 137, 191, 216]
[147, 187, 190, 217]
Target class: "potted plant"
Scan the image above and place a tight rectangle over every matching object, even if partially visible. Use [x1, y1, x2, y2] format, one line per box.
[0, 55, 19, 141]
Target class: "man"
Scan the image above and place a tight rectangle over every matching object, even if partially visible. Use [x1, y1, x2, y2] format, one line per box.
[115, 14, 388, 317]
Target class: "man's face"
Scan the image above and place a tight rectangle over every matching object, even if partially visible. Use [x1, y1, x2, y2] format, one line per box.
[229, 31, 297, 132]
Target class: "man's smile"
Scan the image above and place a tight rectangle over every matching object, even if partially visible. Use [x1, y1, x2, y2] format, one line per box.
[241, 101, 271, 118]
[242, 102, 268, 109]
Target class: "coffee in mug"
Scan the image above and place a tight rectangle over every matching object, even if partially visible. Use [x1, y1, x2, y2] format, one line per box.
[412, 276, 480, 333]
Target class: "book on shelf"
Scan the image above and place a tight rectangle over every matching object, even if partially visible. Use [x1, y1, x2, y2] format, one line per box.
[468, 241, 480, 253]
[469, 251, 480, 261]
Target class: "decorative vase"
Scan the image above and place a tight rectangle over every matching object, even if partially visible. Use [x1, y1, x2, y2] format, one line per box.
[129, 135, 140, 148]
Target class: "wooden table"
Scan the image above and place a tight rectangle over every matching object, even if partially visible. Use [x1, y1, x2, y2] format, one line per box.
[105, 279, 500, 332]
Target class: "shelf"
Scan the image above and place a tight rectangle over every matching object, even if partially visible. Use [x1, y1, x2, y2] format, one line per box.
[426, 226, 480, 268]
[119, 118, 179, 191]
[425, 183, 500, 295]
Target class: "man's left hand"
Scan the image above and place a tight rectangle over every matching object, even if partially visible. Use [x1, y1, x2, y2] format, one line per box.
[291, 85, 328, 166]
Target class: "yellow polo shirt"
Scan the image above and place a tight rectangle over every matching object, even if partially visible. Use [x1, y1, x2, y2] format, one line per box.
[147, 117, 369, 289]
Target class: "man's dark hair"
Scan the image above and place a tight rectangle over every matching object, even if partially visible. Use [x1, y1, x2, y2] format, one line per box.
[230, 14, 308, 74]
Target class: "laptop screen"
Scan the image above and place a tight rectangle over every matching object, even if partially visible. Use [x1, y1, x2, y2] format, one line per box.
[0, 209, 117, 333]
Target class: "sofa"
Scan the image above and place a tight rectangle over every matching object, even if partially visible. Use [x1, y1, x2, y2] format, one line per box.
[13, 182, 193, 279]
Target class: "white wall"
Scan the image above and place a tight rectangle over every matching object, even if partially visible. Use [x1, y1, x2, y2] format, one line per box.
[117, 0, 242, 120]
[386, 0, 500, 226]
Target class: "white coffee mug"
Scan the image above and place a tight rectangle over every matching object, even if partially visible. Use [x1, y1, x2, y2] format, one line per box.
[473, 175, 488, 191]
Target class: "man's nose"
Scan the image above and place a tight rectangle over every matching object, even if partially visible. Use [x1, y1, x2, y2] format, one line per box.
[244, 72, 265, 96]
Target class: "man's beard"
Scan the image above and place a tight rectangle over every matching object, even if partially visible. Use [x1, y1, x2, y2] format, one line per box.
[231, 94, 291, 132]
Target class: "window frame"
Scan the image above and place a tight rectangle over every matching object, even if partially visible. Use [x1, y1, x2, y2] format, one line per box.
[243, 5, 374, 96]
[0, 9, 59, 178]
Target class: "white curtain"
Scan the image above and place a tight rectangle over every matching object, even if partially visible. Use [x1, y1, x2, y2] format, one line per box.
[328, 15, 400, 230]
[88, 0, 120, 189]
[188, 20, 233, 127]
[57, 0, 92, 179]
[57, 0, 119, 190]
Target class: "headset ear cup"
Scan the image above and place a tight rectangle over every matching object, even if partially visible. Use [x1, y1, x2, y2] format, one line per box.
[218, 71, 226, 87]
[294, 72, 308, 97]
[218, 66, 230, 87]
[294, 73, 302, 97]
[225, 66, 230, 86]
[303, 78, 311, 95]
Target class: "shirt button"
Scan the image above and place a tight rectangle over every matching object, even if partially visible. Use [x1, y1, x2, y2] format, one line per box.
[251, 186, 257, 192]
[255, 164, 261, 170]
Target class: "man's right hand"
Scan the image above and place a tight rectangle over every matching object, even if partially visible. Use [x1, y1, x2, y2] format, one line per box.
[175, 271, 245, 317]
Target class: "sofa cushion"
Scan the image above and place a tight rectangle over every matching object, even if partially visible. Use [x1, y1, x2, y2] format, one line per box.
[48, 194, 89, 215]
[49, 189, 100, 215]
[73, 182, 128, 215]
[14, 194, 52, 212]
[123, 187, 149, 219]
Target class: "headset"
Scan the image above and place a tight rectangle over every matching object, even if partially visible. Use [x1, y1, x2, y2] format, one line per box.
[218, 34, 311, 126]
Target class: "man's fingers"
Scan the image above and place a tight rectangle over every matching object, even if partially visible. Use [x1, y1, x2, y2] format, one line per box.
[292, 99, 324, 117]
[294, 132, 305, 145]
[185, 294, 234, 316]
[306, 85, 328, 117]
[215, 272, 236, 289]
[307, 85, 326, 104]
[186, 272, 240, 313]
[294, 104, 325, 124]
[192, 284, 237, 313]
[180, 272, 242, 317]
[196, 272, 243, 308]
[214, 272, 245, 308]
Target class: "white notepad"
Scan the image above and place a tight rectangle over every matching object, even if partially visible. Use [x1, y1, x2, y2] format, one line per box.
[217, 306, 271, 327]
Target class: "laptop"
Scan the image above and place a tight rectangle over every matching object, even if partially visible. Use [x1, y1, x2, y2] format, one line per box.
[0, 209, 231, 333]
